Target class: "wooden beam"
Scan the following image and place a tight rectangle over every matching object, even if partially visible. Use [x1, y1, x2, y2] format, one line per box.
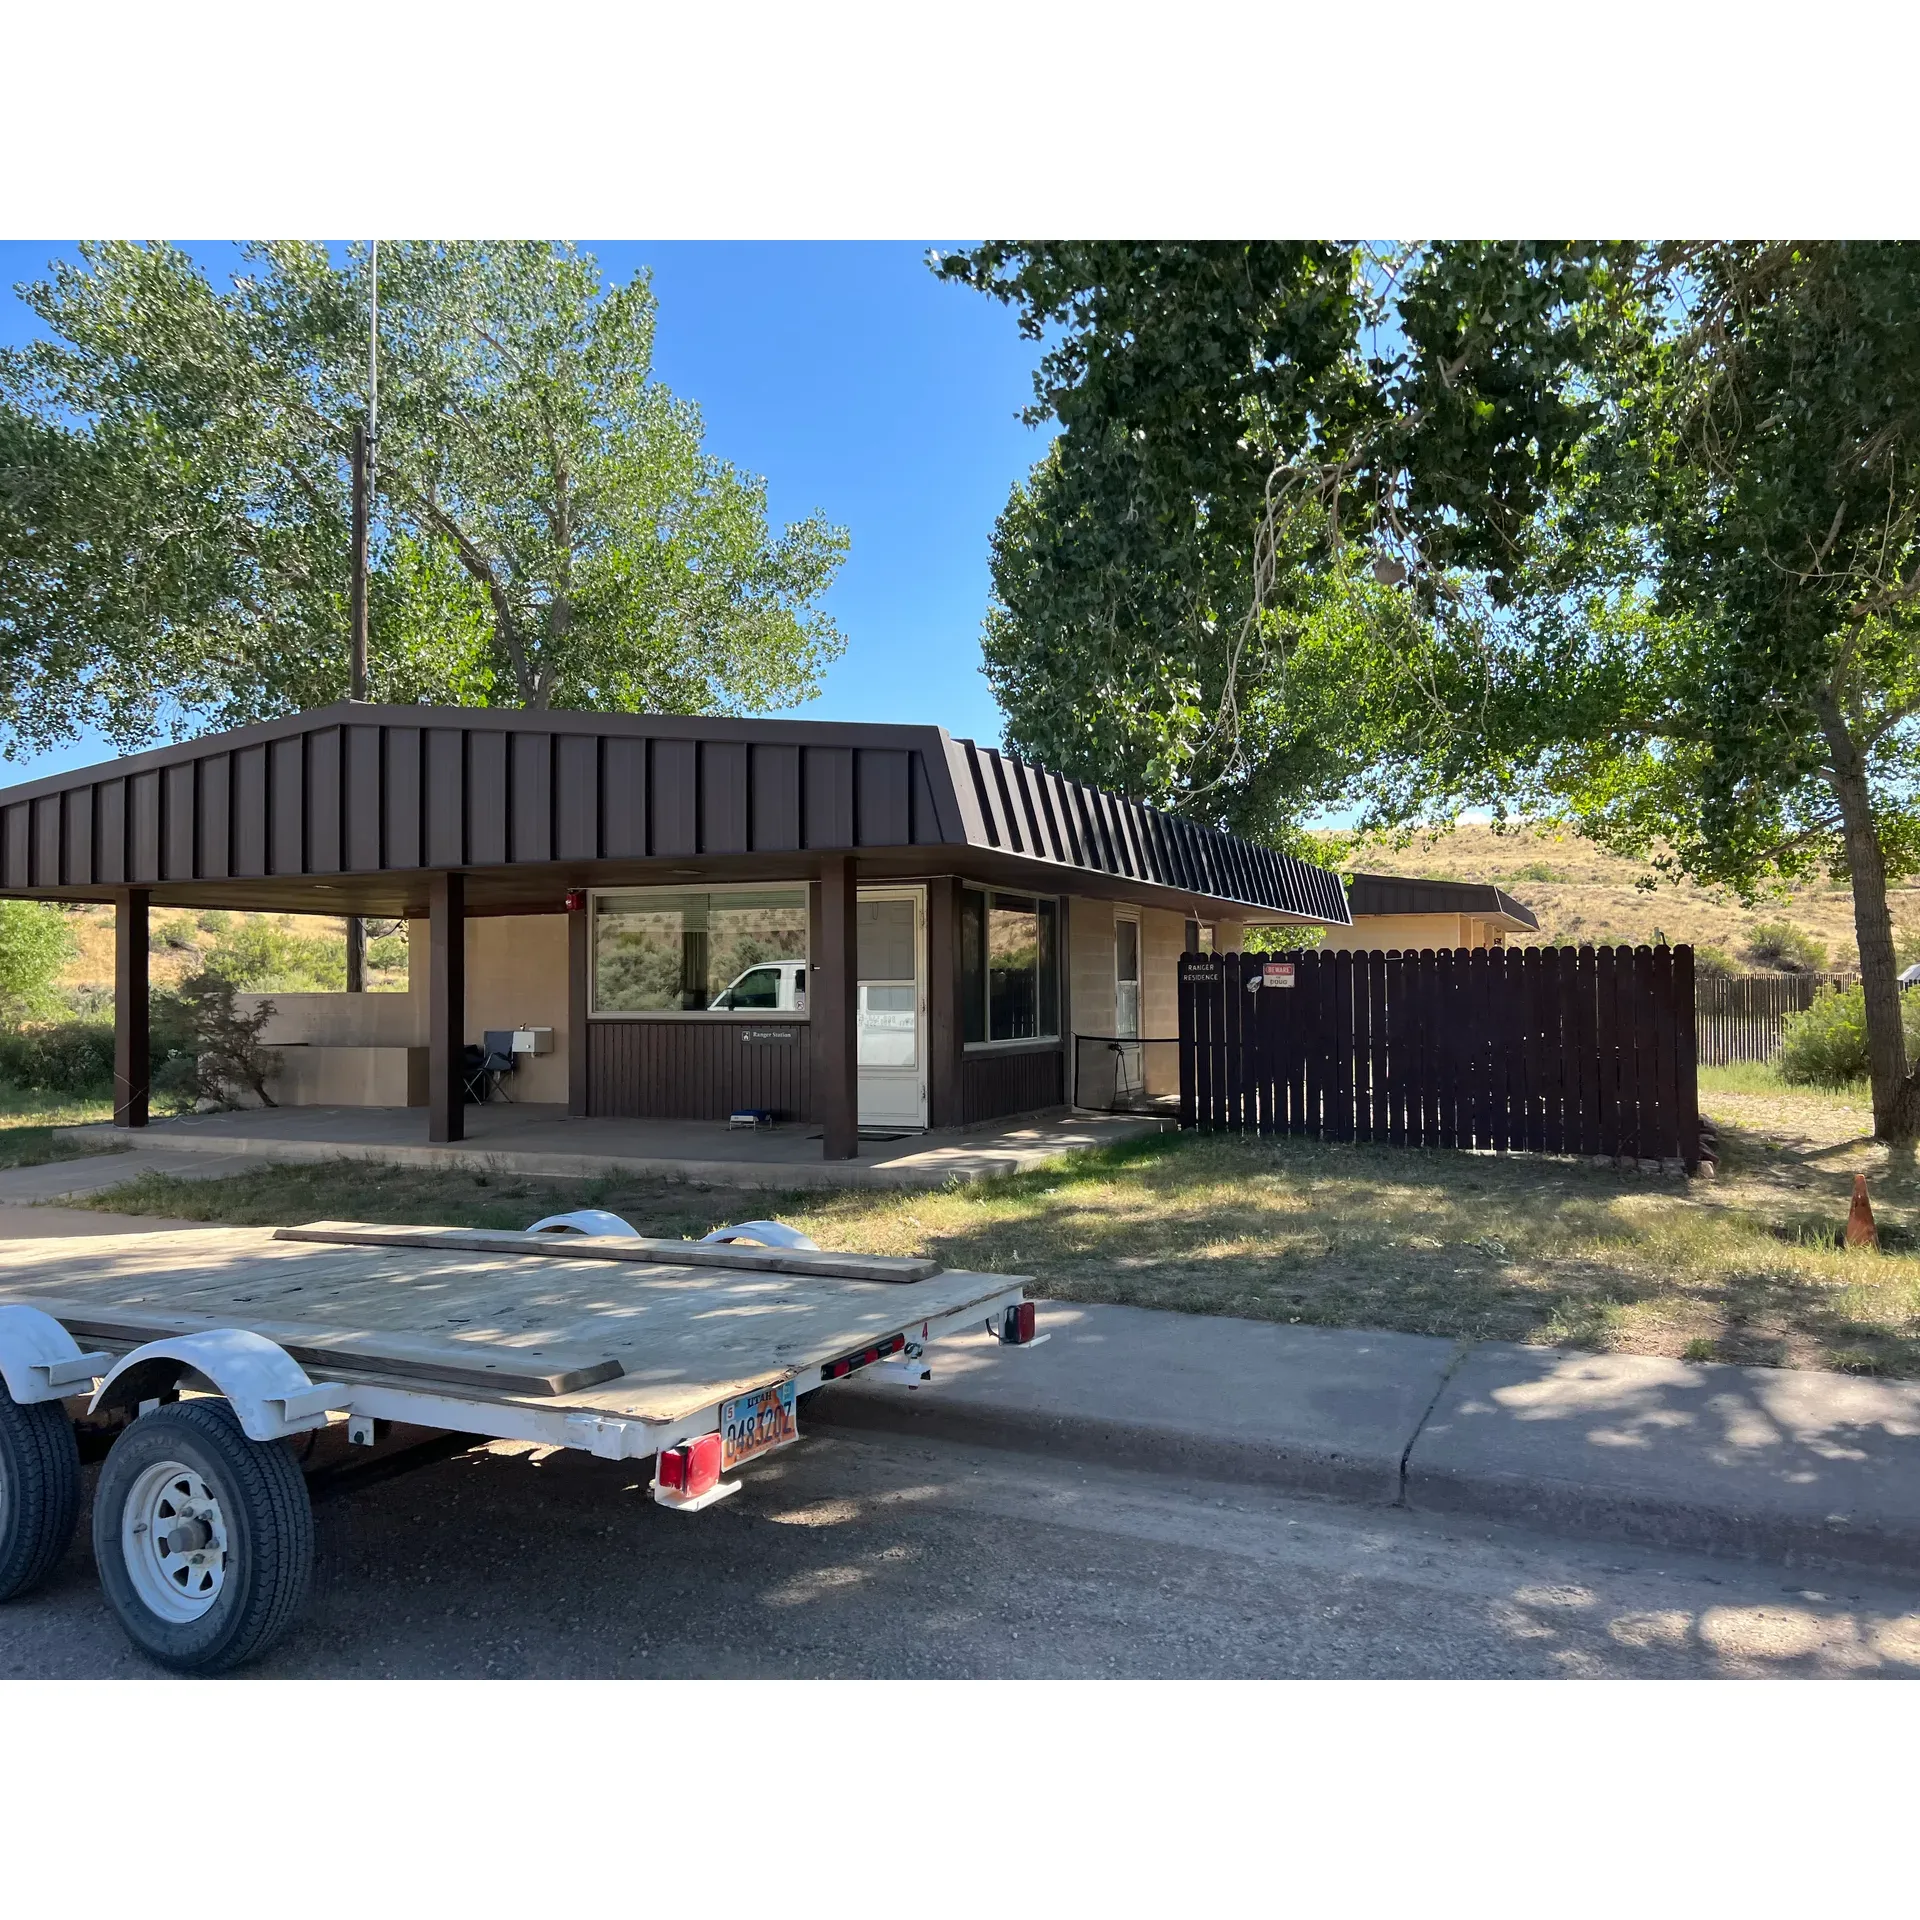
[925, 876, 964, 1129]
[815, 856, 859, 1159]
[428, 871, 466, 1143]
[113, 888, 149, 1129]
[567, 898, 589, 1118]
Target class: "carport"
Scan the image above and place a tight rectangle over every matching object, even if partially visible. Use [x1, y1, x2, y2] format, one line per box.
[0, 703, 1349, 1160]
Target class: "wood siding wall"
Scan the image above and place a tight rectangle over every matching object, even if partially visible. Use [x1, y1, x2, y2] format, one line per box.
[960, 1045, 1066, 1125]
[587, 1021, 812, 1123]
[1179, 946, 1701, 1169]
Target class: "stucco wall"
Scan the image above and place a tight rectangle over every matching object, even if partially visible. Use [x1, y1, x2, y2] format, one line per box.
[464, 913, 570, 1103]
[1068, 895, 1118, 1038]
[236, 914, 568, 1107]
[1318, 912, 1499, 953]
[1140, 908, 1187, 1095]
[242, 991, 424, 1047]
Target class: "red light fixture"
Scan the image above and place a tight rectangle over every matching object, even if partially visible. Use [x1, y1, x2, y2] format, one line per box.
[818, 1333, 905, 1383]
[1002, 1302, 1037, 1345]
[655, 1432, 723, 1497]
[564, 889, 587, 912]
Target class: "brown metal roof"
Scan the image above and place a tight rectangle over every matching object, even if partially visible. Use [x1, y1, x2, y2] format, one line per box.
[1345, 871, 1539, 932]
[0, 704, 1351, 924]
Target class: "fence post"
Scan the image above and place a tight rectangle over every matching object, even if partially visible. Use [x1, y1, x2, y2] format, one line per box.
[1178, 953, 1196, 1129]
[1675, 945, 1701, 1172]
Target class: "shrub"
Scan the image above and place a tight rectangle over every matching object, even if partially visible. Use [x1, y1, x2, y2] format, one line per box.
[366, 933, 410, 976]
[1694, 945, 1739, 979]
[1243, 924, 1326, 954]
[1507, 860, 1562, 883]
[1777, 983, 1920, 1088]
[0, 900, 76, 1021]
[174, 971, 279, 1108]
[204, 918, 345, 992]
[1746, 921, 1827, 974]
[0, 1020, 117, 1095]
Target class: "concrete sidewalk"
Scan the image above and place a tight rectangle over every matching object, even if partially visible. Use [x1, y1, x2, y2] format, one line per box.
[813, 1302, 1920, 1582]
[53, 1105, 1164, 1190]
[0, 1149, 267, 1209]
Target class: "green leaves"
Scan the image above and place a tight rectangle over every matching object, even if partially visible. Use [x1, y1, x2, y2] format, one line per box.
[0, 241, 849, 753]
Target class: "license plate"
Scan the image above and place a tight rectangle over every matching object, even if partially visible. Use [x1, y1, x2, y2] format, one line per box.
[720, 1380, 799, 1471]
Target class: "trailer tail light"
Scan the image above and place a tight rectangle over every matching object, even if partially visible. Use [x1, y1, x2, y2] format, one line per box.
[819, 1333, 905, 1382]
[1002, 1302, 1037, 1345]
[656, 1432, 723, 1497]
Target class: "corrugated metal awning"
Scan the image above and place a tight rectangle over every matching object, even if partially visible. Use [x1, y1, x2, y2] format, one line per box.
[1345, 872, 1539, 932]
[0, 704, 1350, 925]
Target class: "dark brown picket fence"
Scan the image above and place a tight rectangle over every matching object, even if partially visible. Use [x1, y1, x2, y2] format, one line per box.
[1179, 945, 1701, 1170]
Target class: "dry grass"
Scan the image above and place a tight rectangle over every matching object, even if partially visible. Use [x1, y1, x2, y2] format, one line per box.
[70, 1066, 1920, 1378]
[1321, 822, 1915, 969]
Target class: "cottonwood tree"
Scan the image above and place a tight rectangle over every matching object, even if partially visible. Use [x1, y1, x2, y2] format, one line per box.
[0, 241, 848, 751]
[1497, 243, 1920, 1140]
[952, 241, 1920, 1140]
[935, 242, 1623, 846]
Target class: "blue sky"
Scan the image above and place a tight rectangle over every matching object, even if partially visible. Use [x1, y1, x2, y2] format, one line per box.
[0, 239, 1052, 782]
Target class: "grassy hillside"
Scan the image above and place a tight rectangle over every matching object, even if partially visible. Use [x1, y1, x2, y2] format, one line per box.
[55, 904, 408, 999]
[1319, 823, 1916, 973]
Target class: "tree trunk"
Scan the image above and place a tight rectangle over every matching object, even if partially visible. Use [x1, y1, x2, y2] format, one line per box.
[1817, 693, 1920, 1141]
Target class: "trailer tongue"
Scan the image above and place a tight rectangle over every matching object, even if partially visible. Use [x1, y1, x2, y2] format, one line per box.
[0, 1215, 1040, 1674]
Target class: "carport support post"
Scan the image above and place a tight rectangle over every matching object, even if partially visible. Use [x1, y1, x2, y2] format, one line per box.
[428, 871, 466, 1144]
[816, 856, 859, 1160]
[113, 887, 149, 1129]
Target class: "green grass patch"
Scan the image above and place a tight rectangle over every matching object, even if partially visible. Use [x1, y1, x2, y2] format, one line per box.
[0, 1086, 117, 1169]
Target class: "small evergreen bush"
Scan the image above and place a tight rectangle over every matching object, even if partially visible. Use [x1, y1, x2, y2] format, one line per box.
[175, 972, 279, 1107]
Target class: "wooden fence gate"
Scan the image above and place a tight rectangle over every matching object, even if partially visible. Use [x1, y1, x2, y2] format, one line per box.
[1179, 945, 1700, 1170]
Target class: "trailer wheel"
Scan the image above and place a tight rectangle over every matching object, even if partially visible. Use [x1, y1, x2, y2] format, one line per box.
[93, 1399, 313, 1674]
[0, 1392, 82, 1602]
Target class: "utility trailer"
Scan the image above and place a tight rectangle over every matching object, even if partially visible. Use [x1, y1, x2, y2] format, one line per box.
[0, 1214, 1040, 1673]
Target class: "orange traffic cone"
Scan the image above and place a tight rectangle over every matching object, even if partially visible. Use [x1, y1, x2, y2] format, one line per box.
[1845, 1174, 1880, 1251]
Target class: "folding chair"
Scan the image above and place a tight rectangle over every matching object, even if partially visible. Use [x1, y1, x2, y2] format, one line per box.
[462, 1031, 518, 1104]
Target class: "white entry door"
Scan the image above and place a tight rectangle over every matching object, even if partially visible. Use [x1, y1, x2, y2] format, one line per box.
[857, 888, 925, 1130]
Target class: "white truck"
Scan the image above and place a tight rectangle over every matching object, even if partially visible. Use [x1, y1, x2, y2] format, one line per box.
[0, 1211, 1039, 1673]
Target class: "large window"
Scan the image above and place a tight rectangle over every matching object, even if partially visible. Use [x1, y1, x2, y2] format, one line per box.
[960, 889, 1058, 1044]
[592, 886, 809, 1015]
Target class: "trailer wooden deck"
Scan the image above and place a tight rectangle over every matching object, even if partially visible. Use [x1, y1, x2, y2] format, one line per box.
[0, 1222, 1025, 1425]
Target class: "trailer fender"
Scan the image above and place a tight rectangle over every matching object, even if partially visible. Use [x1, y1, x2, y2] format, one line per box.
[701, 1220, 819, 1251]
[527, 1208, 641, 1237]
[88, 1329, 351, 1441]
[0, 1304, 110, 1405]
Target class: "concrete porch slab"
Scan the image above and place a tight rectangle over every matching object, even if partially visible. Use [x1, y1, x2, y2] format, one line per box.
[54, 1104, 1167, 1191]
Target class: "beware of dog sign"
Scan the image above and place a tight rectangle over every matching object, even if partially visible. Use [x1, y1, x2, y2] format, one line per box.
[1262, 962, 1295, 989]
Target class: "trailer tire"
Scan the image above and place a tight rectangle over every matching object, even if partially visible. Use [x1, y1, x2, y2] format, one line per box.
[93, 1399, 313, 1674]
[0, 1393, 82, 1602]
